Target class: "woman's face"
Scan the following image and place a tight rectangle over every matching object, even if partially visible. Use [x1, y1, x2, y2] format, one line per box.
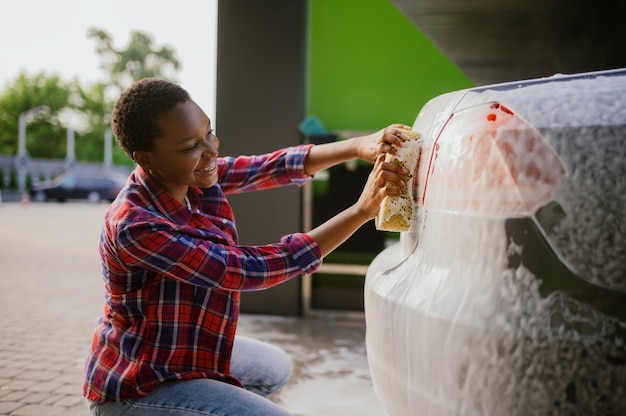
[134, 99, 219, 203]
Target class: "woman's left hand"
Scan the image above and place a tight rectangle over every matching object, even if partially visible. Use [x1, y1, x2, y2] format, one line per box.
[353, 123, 412, 163]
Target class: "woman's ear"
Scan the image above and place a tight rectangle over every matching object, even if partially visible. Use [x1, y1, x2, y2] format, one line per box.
[133, 150, 152, 171]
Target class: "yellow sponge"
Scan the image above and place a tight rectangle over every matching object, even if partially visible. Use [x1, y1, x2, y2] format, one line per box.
[375, 130, 422, 232]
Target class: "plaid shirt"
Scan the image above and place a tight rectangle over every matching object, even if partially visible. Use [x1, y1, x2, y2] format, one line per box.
[83, 144, 321, 402]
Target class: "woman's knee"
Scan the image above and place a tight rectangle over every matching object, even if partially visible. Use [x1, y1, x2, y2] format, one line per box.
[230, 336, 293, 397]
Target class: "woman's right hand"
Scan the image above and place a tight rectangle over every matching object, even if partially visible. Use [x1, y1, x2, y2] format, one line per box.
[354, 153, 409, 220]
[307, 153, 409, 257]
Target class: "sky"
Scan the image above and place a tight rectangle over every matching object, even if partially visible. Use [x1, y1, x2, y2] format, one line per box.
[0, 0, 218, 122]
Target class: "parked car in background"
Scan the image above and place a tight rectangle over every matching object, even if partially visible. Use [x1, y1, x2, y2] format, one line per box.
[30, 171, 127, 203]
[365, 69, 626, 415]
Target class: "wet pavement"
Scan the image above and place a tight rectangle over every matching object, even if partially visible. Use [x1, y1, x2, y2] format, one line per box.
[0, 202, 388, 416]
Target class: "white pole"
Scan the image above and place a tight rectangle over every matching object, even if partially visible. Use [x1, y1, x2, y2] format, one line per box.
[17, 112, 29, 193]
[67, 128, 75, 160]
[104, 129, 112, 169]
[65, 128, 75, 170]
[16, 106, 46, 192]
[18, 113, 26, 154]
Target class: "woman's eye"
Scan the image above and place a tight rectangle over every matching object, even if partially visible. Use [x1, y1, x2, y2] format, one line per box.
[206, 129, 214, 138]
[185, 142, 200, 152]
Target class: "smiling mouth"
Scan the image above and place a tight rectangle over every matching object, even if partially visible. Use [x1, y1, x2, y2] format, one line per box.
[196, 161, 217, 174]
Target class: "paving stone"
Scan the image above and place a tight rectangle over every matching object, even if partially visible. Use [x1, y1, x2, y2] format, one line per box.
[0, 401, 22, 414]
[42, 362, 75, 373]
[0, 360, 31, 371]
[52, 394, 84, 407]
[20, 392, 51, 405]
[0, 389, 16, 400]
[21, 362, 56, 372]
[10, 404, 65, 416]
[0, 379, 35, 391]
[0, 369, 20, 379]
[0, 391, 30, 402]
[56, 372, 83, 385]
[39, 394, 66, 406]
[25, 381, 63, 394]
[52, 383, 80, 395]
[15, 372, 55, 382]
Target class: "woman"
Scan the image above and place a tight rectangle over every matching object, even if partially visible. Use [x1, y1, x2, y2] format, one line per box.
[83, 77, 411, 415]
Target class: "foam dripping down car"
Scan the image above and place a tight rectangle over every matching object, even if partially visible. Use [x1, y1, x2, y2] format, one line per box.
[365, 68, 626, 416]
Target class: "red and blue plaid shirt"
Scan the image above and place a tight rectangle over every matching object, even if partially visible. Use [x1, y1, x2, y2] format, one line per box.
[83, 144, 322, 402]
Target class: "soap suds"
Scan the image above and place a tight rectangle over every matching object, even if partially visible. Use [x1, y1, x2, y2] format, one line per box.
[366, 71, 626, 415]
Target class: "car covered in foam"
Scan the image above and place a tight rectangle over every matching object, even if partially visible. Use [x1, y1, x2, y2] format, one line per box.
[365, 68, 626, 415]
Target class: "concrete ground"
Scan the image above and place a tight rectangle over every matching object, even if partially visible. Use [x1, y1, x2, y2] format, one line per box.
[0, 201, 388, 416]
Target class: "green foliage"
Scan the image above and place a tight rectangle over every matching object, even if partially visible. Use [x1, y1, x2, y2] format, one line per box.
[9, 170, 16, 190]
[0, 28, 181, 165]
[74, 82, 109, 161]
[0, 73, 73, 157]
[88, 27, 181, 93]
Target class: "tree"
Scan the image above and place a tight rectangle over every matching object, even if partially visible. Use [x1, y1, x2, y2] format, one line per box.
[0, 28, 181, 166]
[0, 72, 73, 158]
[73, 81, 108, 161]
[85, 27, 182, 165]
[88, 27, 181, 94]
[74, 81, 129, 165]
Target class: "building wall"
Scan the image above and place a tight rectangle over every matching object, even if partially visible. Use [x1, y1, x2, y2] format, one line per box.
[304, 0, 474, 312]
[307, 0, 473, 131]
[215, 0, 474, 315]
[216, 0, 308, 315]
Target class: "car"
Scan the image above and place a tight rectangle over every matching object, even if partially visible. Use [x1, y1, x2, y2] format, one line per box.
[30, 171, 127, 203]
[364, 68, 626, 415]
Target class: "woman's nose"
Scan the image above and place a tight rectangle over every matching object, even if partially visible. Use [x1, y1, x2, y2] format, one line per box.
[204, 134, 219, 156]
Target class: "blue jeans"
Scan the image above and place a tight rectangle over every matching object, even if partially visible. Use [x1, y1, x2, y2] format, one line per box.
[87, 336, 293, 416]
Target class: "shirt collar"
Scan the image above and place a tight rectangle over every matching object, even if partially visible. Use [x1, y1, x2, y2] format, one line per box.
[135, 166, 200, 224]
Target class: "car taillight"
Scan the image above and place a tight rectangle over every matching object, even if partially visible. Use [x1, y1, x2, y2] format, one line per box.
[420, 102, 567, 217]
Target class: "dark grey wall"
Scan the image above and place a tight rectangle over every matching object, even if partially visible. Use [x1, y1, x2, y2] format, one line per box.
[392, 0, 626, 85]
[216, 0, 307, 315]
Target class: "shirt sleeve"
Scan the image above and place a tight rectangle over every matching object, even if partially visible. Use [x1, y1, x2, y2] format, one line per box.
[217, 144, 314, 194]
[111, 216, 322, 291]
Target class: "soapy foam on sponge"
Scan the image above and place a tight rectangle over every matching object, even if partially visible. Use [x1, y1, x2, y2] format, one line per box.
[375, 129, 422, 232]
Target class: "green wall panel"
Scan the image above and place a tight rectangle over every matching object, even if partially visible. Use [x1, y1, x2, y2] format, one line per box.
[308, 0, 474, 131]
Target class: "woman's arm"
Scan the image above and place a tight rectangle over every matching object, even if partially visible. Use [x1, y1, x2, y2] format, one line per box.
[307, 153, 408, 256]
[217, 146, 312, 194]
[303, 123, 412, 176]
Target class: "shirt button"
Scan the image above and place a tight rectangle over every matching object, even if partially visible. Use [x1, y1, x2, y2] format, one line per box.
[221, 219, 228, 224]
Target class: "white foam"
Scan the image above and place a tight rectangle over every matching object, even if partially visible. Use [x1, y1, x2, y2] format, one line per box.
[365, 70, 626, 415]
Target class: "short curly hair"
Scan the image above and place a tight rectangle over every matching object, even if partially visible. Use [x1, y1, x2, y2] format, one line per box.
[111, 78, 190, 160]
